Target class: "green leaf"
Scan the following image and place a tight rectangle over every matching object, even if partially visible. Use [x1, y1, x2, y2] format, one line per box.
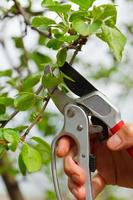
[21, 143, 42, 173]
[30, 52, 52, 70]
[0, 97, 14, 106]
[70, 11, 90, 22]
[0, 145, 6, 159]
[70, 0, 96, 10]
[0, 104, 6, 114]
[47, 3, 71, 13]
[52, 29, 64, 38]
[39, 35, 47, 45]
[42, 0, 54, 6]
[23, 74, 40, 90]
[13, 37, 24, 49]
[0, 128, 4, 139]
[42, 74, 63, 88]
[57, 48, 67, 66]
[14, 125, 28, 132]
[99, 25, 127, 61]
[47, 39, 63, 50]
[91, 4, 117, 26]
[32, 136, 51, 164]
[58, 35, 79, 44]
[3, 128, 19, 151]
[42, 0, 71, 13]
[32, 16, 56, 28]
[18, 153, 26, 176]
[0, 114, 9, 122]
[0, 69, 12, 77]
[45, 190, 56, 200]
[72, 19, 102, 36]
[14, 93, 36, 111]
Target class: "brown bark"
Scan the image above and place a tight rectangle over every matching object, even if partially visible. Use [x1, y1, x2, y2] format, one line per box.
[2, 173, 25, 200]
[0, 156, 25, 200]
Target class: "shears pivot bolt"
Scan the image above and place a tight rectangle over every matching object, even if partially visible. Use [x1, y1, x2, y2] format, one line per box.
[77, 125, 83, 131]
[67, 108, 76, 118]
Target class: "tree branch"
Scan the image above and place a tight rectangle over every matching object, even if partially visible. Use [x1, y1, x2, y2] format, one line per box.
[0, 84, 44, 128]
[69, 37, 87, 65]
[23, 95, 51, 137]
[0, 156, 25, 200]
[12, 0, 51, 38]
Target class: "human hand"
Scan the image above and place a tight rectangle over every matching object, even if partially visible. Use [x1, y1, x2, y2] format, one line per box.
[56, 124, 133, 200]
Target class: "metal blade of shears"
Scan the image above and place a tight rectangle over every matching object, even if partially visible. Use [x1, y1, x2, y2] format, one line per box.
[60, 62, 109, 140]
[45, 66, 74, 114]
[60, 62, 97, 97]
[49, 88, 74, 114]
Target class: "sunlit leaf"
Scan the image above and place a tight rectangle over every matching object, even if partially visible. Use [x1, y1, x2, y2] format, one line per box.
[42, 74, 63, 88]
[0, 104, 6, 114]
[91, 4, 117, 26]
[47, 38, 63, 50]
[70, 0, 96, 10]
[23, 74, 40, 90]
[14, 93, 36, 111]
[99, 25, 127, 61]
[32, 16, 56, 28]
[30, 52, 52, 70]
[0, 97, 14, 106]
[0, 70, 12, 77]
[32, 136, 51, 164]
[72, 19, 102, 36]
[57, 47, 67, 66]
[18, 153, 26, 176]
[21, 143, 42, 173]
[3, 128, 19, 151]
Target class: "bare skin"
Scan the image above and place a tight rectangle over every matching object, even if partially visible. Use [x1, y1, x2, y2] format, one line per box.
[56, 124, 133, 200]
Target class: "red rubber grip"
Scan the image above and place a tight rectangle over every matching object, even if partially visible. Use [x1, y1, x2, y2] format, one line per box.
[110, 120, 125, 134]
[110, 120, 133, 158]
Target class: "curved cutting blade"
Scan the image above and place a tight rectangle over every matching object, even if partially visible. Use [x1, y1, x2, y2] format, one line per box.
[60, 62, 97, 97]
[45, 65, 74, 114]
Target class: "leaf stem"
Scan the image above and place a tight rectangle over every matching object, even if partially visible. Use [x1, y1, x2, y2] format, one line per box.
[69, 36, 88, 65]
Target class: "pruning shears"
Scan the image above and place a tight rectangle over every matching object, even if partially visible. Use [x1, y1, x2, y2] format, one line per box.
[48, 62, 133, 200]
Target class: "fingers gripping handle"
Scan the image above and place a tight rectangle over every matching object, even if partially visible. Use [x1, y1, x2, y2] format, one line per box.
[110, 120, 133, 158]
[51, 104, 93, 200]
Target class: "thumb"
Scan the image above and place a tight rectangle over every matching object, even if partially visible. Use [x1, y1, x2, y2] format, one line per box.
[107, 124, 133, 151]
[92, 174, 106, 199]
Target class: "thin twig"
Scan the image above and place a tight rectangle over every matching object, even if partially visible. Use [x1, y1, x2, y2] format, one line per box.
[23, 96, 50, 137]
[69, 37, 88, 65]
[69, 44, 82, 65]
[12, 0, 51, 38]
[0, 84, 44, 128]
[0, 111, 19, 128]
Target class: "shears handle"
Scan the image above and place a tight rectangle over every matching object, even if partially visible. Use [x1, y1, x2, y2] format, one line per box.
[110, 120, 133, 158]
[51, 103, 93, 200]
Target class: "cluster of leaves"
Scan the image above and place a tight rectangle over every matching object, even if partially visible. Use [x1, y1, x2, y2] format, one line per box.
[0, 68, 57, 174]
[32, 0, 126, 63]
[19, 136, 51, 174]
[0, 127, 51, 174]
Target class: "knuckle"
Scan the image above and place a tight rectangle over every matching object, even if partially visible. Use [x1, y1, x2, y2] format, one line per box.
[64, 161, 72, 176]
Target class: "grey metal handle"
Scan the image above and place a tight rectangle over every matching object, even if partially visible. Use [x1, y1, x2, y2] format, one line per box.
[51, 104, 93, 200]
